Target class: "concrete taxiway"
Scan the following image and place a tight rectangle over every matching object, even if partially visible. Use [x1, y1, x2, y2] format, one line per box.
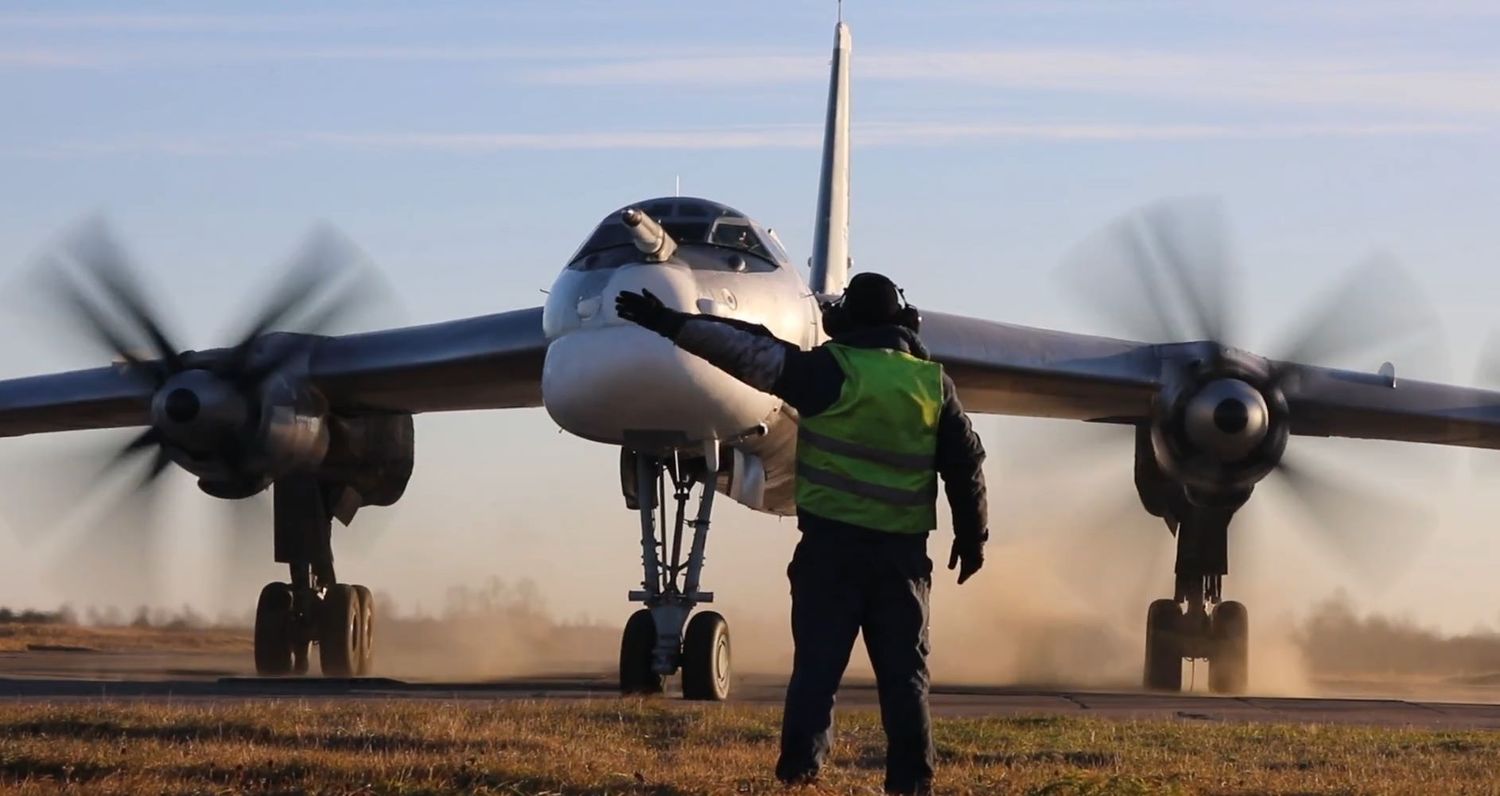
[2, 646, 1499, 729]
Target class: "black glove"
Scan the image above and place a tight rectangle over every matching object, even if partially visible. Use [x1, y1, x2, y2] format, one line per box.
[948, 537, 984, 585]
[616, 289, 686, 337]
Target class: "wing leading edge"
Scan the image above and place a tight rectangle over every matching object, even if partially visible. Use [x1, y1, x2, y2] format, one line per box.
[309, 306, 547, 415]
[923, 310, 1500, 451]
[1280, 363, 1500, 450]
[0, 306, 548, 439]
[0, 365, 152, 438]
[921, 311, 1162, 422]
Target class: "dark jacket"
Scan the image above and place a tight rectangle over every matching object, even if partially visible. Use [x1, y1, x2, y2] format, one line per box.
[671, 317, 988, 550]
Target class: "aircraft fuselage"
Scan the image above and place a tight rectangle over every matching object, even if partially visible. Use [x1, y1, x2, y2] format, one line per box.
[539, 199, 819, 515]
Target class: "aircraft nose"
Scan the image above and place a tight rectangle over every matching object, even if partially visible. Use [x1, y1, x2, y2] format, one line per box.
[541, 264, 778, 446]
[595, 264, 696, 327]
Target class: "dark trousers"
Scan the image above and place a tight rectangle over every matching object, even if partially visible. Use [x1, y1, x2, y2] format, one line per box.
[775, 527, 935, 794]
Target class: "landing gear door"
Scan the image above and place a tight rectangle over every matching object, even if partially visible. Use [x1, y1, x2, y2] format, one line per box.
[720, 447, 766, 511]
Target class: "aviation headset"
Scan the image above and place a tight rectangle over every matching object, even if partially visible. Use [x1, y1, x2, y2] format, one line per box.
[820, 275, 922, 337]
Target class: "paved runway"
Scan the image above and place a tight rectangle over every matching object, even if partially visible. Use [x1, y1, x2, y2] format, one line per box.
[4, 647, 1500, 728]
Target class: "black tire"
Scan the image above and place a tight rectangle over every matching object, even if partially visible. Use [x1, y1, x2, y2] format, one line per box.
[682, 611, 732, 701]
[1144, 598, 1183, 692]
[319, 584, 359, 678]
[1209, 601, 1249, 695]
[353, 585, 375, 677]
[620, 609, 664, 695]
[254, 583, 294, 676]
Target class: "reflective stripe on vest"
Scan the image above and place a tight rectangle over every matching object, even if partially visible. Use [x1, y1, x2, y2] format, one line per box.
[795, 343, 943, 533]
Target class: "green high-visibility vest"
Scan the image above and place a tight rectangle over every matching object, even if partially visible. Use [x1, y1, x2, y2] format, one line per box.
[795, 343, 943, 533]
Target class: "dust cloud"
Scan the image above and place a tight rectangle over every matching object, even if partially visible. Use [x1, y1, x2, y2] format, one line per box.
[10, 571, 1500, 700]
[370, 579, 618, 680]
[3, 419, 1492, 697]
[927, 526, 1315, 694]
[1296, 592, 1500, 683]
[362, 568, 1500, 700]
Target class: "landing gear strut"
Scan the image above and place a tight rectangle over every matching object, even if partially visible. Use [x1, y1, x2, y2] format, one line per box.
[253, 476, 375, 677]
[1142, 498, 1250, 694]
[621, 451, 732, 701]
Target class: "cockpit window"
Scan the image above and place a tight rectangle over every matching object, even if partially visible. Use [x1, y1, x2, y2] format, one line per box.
[662, 222, 712, 243]
[569, 198, 785, 272]
[762, 227, 790, 264]
[568, 222, 629, 266]
[709, 220, 771, 260]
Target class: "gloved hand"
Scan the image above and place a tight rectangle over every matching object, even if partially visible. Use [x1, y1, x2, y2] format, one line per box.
[616, 289, 686, 337]
[947, 537, 984, 585]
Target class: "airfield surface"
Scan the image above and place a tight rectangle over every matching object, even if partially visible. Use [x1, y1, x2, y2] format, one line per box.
[4, 645, 1500, 730]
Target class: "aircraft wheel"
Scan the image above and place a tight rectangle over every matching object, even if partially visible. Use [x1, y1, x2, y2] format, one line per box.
[1144, 598, 1183, 692]
[619, 609, 664, 695]
[353, 585, 375, 676]
[1208, 601, 1249, 694]
[254, 583, 295, 676]
[318, 584, 360, 677]
[682, 611, 732, 702]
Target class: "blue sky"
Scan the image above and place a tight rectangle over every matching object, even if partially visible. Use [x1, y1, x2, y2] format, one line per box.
[0, 1, 1498, 661]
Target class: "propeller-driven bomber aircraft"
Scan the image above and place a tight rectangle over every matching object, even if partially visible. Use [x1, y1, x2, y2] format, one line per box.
[5, 20, 1500, 698]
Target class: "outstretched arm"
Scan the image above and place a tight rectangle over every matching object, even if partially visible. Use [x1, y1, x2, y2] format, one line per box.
[616, 289, 843, 416]
[674, 317, 798, 391]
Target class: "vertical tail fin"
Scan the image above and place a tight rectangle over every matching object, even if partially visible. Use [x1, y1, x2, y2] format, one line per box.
[809, 21, 851, 296]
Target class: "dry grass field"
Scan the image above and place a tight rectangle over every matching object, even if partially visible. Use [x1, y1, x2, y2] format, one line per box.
[0, 699, 1496, 794]
[0, 622, 249, 654]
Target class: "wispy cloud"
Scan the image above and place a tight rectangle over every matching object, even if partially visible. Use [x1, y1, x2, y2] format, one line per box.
[530, 49, 1500, 116]
[7, 33, 1496, 121]
[320, 122, 1481, 152]
[0, 12, 419, 33]
[6, 120, 1471, 159]
[0, 50, 90, 67]
[527, 55, 822, 86]
[0, 43, 759, 71]
[309, 128, 818, 152]
[1250, 0, 1500, 21]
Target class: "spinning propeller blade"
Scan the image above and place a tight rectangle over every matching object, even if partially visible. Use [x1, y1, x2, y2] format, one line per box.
[11, 218, 396, 606]
[1057, 198, 1440, 584]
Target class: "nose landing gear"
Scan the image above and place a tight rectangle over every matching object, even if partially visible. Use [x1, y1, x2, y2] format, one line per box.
[620, 451, 732, 701]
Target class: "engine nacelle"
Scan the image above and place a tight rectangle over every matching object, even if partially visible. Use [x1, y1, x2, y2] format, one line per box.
[319, 413, 416, 509]
[155, 369, 330, 493]
[1149, 353, 1288, 501]
[250, 375, 333, 477]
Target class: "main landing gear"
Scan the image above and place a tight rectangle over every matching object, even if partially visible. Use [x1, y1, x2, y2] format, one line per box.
[620, 451, 732, 701]
[1142, 500, 1249, 694]
[253, 476, 375, 677]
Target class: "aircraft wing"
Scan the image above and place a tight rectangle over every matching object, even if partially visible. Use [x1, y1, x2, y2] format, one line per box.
[0, 306, 548, 439]
[308, 306, 547, 415]
[923, 311, 1500, 451]
[1278, 363, 1500, 450]
[0, 365, 153, 437]
[920, 311, 1162, 422]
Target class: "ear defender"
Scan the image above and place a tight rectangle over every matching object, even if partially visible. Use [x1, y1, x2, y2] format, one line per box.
[821, 298, 854, 338]
[895, 304, 922, 334]
[821, 285, 921, 336]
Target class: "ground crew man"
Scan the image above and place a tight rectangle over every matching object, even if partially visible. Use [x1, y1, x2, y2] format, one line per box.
[617, 272, 988, 795]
